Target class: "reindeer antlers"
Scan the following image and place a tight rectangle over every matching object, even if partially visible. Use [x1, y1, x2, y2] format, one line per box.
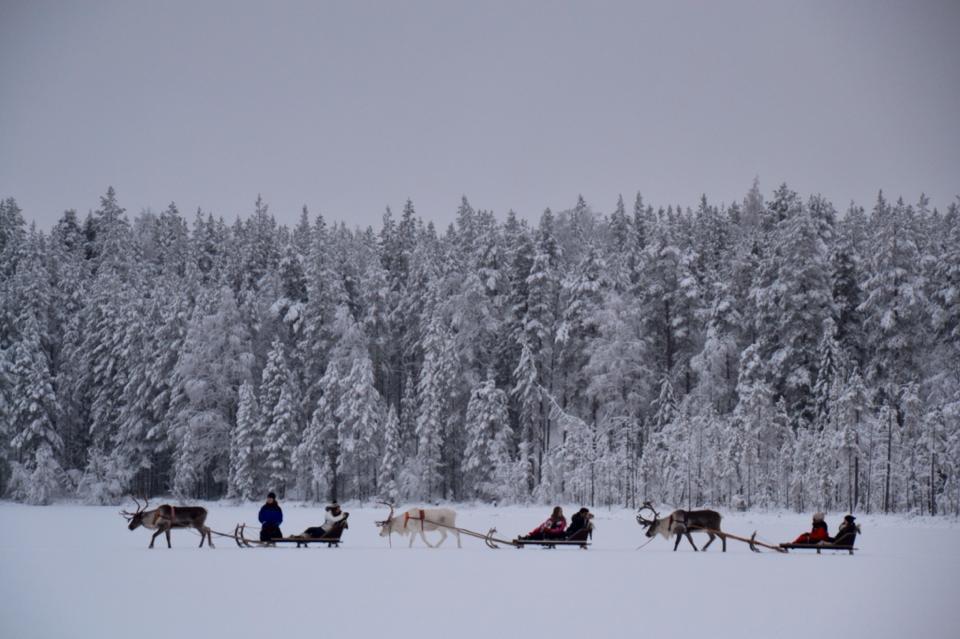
[374, 501, 395, 526]
[119, 495, 149, 520]
[636, 501, 660, 527]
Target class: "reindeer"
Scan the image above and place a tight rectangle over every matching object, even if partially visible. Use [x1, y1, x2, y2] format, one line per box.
[636, 502, 726, 552]
[120, 497, 215, 549]
[374, 503, 461, 548]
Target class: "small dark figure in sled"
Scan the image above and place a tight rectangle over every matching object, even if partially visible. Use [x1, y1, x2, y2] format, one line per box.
[299, 503, 349, 539]
[259, 492, 283, 542]
[830, 514, 860, 546]
[520, 506, 567, 540]
[788, 511, 830, 545]
[565, 507, 594, 539]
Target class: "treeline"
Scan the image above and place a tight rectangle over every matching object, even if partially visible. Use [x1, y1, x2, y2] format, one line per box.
[0, 182, 958, 514]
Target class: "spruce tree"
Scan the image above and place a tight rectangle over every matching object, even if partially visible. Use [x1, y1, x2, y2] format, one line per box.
[230, 381, 261, 500]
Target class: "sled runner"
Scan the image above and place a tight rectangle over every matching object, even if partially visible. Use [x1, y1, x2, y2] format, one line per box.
[234, 523, 345, 548]
[778, 542, 856, 555]
[514, 527, 592, 549]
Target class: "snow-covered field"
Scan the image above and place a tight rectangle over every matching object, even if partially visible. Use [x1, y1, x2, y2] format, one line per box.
[1, 503, 958, 639]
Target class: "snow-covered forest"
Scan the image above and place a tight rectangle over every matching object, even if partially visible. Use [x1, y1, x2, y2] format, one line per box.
[1, 183, 958, 514]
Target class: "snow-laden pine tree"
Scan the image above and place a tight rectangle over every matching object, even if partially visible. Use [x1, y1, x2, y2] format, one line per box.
[523, 209, 561, 462]
[752, 185, 833, 426]
[261, 338, 291, 433]
[229, 381, 261, 500]
[300, 210, 344, 416]
[832, 365, 869, 512]
[734, 344, 776, 508]
[462, 376, 512, 500]
[295, 305, 375, 501]
[511, 339, 541, 490]
[412, 306, 458, 499]
[860, 194, 927, 408]
[557, 240, 607, 410]
[8, 313, 64, 504]
[377, 405, 402, 501]
[335, 354, 383, 500]
[832, 203, 867, 366]
[813, 317, 842, 432]
[168, 287, 254, 498]
[264, 385, 296, 497]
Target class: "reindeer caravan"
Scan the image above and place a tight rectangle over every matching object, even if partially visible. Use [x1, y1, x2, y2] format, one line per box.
[119, 495, 856, 555]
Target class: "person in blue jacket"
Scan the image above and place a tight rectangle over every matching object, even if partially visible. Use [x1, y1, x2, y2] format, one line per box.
[259, 492, 283, 542]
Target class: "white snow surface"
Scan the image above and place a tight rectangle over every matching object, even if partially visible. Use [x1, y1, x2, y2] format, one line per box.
[2, 503, 958, 639]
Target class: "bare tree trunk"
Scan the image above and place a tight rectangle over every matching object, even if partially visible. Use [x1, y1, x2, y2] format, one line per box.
[884, 409, 893, 514]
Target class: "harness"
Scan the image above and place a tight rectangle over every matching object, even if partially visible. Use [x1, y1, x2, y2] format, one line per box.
[666, 511, 687, 533]
[403, 509, 426, 531]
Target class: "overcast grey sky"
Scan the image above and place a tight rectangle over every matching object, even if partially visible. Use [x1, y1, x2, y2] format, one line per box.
[1, 0, 957, 229]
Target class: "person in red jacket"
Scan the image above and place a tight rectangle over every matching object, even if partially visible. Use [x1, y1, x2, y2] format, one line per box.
[790, 512, 830, 544]
[521, 506, 567, 540]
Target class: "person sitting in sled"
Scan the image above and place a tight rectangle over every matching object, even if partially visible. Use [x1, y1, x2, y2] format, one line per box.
[565, 507, 594, 539]
[258, 492, 284, 542]
[299, 503, 349, 538]
[521, 506, 567, 540]
[830, 514, 860, 546]
[788, 512, 829, 544]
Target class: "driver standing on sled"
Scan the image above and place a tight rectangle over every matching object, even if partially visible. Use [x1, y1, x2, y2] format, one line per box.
[521, 506, 567, 540]
[300, 503, 349, 538]
[259, 492, 284, 542]
[788, 512, 830, 544]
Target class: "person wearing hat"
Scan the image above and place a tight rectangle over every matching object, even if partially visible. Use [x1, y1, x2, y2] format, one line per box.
[789, 512, 830, 544]
[830, 515, 860, 546]
[299, 503, 349, 539]
[564, 507, 594, 538]
[258, 492, 284, 542]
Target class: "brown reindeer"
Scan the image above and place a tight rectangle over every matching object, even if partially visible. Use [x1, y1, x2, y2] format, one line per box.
[636, 502, 726, 552]
[120, 497, 215, 549]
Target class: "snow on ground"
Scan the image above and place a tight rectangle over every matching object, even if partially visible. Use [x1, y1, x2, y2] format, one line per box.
[1, 502, 958, 639]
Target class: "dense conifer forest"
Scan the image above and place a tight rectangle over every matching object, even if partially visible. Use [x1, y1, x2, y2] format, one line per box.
[1, 182, 957, 514]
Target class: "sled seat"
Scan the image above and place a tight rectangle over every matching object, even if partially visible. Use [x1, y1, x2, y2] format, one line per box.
[779, 542, 855, 555]
[514, 527, 591, 549]
[262, 524, 347, 548]
[287, 525, 346, 548]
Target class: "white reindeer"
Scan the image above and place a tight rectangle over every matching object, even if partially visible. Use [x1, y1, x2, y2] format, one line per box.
[375, 504, 462, 548]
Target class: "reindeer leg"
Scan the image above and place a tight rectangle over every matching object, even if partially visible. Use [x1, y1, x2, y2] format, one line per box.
[198, 525, 205, 548]
[419, 530, 435, 548]
[722, 533, 727, 553]
[685, 531, 698, 551]
[702, 533, 714, 551]
[150, 528, 163, 549]
[207, 527, 215, 549]
[456, 530, 462, 549]
[435, 529, 447, 547]
[673, 533, 682, 551]
[165, 525, 172, 549]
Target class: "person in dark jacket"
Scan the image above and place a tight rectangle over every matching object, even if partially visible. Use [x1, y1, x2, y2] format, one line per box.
[565, 507, 593, 539]
[830, 515, 860, 546]
[258, 492, 283, 542]
[788, 512, 829, 544]
[299, 503, 349, 539]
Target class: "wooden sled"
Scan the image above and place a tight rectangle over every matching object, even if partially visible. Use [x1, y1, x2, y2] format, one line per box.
[234, 523, 345, 548]
[514, 528, 591, 549]
[779, 542, 856, 555]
